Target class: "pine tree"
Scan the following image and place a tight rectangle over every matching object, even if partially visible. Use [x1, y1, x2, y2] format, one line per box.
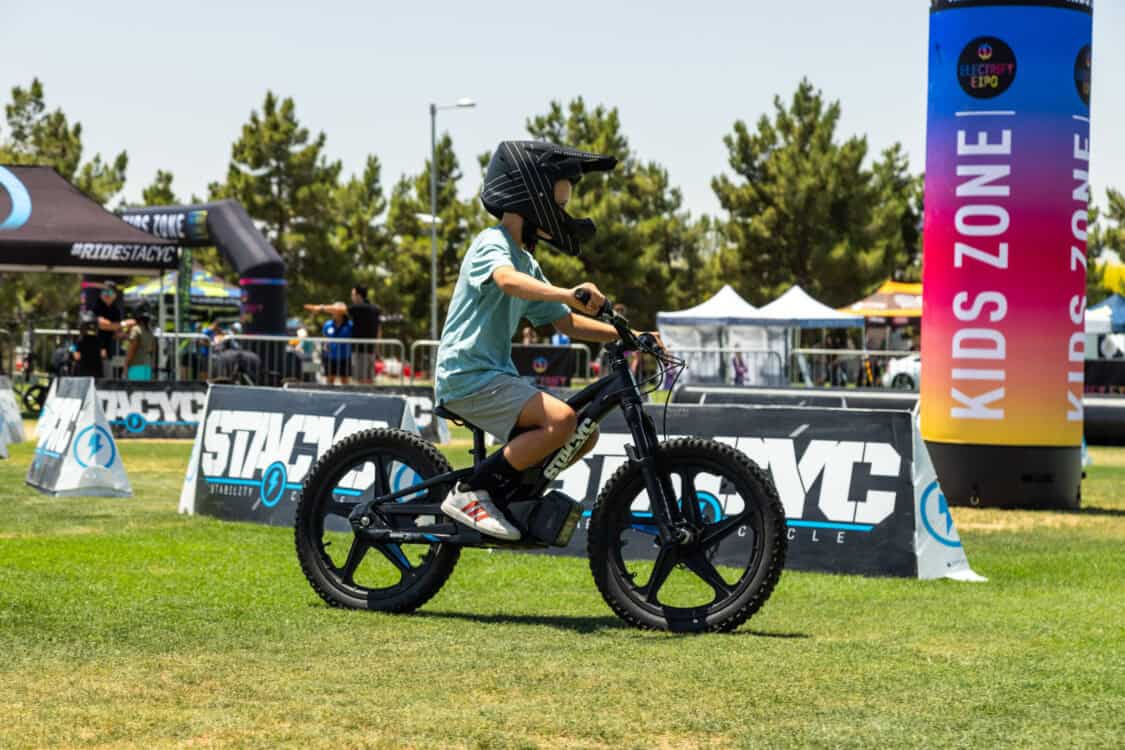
[383, 133, 487, 341]
[1089, 188, 1125, 304]
[208, 92, 347, 310]
[712, 79, 920, 307]
[141, 170, 179, 207]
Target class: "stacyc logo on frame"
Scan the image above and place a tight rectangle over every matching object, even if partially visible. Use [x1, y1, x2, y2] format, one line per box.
[199, 410, 390, 508]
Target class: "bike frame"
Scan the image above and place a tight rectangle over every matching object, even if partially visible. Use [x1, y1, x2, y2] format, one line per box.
[348, 338, 687, 548]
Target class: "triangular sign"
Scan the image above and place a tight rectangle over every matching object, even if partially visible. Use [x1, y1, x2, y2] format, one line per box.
[26, 377, 131, 497]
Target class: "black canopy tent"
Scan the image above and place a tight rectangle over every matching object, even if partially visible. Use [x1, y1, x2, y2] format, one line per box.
[0, 165, 177, 275]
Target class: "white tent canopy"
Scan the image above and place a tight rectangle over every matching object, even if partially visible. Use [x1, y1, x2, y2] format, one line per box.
[656, 285, 784, 386]
[745, 285, 865, 328]
[656, 284, 760, 326]
[1086, 305, 1113, 335]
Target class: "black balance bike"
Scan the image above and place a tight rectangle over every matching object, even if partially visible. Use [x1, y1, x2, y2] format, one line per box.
[294, 293, 787, 632]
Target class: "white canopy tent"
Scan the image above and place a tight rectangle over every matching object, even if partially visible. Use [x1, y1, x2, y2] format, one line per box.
[1086, 305, 1113, 335]
[737, 285, 865, 386]
[656, 285, 785, 385]
[749, 285, 865, 329]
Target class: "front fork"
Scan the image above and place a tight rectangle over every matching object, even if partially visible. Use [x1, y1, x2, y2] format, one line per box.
[621, 398, 693, 546]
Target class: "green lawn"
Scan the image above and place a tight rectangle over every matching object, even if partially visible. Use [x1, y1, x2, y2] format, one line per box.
[0, 434, 1122, 749]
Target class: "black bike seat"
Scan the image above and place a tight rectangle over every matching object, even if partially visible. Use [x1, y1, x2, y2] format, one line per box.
[433, 403, 462, 422]
[434, 404, 486, 435]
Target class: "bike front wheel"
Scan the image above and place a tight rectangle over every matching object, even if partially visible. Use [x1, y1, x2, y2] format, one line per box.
[587, 438, 787, 633]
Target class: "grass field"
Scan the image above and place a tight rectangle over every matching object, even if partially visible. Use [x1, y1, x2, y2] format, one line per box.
[1, 427, 1123, 749]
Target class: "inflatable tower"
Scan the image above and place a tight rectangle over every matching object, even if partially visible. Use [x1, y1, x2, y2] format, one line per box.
[921, 0, 1093, 507]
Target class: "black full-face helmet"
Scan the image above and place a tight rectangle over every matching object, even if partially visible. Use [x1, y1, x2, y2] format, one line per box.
[480, 140, 617, 255]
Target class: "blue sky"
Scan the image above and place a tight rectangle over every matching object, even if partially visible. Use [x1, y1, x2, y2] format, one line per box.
[3, 0, 1122, 217]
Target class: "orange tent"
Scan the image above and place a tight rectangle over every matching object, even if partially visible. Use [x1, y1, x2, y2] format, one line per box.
[842, 280, 922, 324]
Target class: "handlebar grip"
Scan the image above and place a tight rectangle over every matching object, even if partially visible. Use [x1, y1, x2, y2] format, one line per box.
[575, 288, 616, 318]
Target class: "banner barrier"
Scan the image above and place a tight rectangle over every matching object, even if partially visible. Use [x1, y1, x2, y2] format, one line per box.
[0, 375, 26, 444]
[282, 383, 449, 444]
[182, 392, 980, 579]
[26, 377, 131, 497]
[180, 386, 417, 526]
[96, 380, 208, 439]
[672, 385, 917, 411]
[511, 345, 576, 388]
[542, 404, 982, 579]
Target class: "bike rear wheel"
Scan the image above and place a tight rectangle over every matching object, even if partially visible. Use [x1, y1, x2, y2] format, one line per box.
[294, 428, 460, 613]
[588, 438, 786, 633]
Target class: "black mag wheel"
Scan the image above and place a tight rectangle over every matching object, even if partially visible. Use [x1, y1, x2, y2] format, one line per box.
[22, 383, 48, 416]
[588, 438, 787, 633]
[891, 374, 916, 391]
[294, 428, 460, 613]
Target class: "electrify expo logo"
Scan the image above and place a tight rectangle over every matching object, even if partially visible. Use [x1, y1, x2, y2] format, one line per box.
[958, 36, 1017, 99]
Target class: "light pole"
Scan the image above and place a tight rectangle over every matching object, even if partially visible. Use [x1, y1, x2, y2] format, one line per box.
[430, 97, 476, 340]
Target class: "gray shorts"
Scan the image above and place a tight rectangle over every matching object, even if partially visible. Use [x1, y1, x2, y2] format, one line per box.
[442, 374, 540, 442]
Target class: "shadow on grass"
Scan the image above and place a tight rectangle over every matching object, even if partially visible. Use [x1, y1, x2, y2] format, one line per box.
[739, 629, 811, 639]
[1069, 506, 1125, 518]
[415, 610, 812, 639]
[416, 609, 625, 634]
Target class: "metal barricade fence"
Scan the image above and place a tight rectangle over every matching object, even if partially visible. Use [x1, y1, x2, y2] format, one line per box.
[25, 328, 409, 386]
[669, 348, 786, 387]
[790, 347, 918, 389]
[30, 327, 92, 377]
[212, 334, 407, 386]
[410, 340, 439, 385]
[154, 331, 216, 381]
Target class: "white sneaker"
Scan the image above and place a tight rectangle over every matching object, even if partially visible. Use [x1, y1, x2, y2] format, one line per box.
[440, 487, 521, 541]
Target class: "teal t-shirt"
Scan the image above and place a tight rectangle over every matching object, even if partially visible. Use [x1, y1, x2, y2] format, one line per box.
[435, 225, 570, 404]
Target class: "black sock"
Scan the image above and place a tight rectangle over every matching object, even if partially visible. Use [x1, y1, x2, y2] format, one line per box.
[466, 450, 522, 498]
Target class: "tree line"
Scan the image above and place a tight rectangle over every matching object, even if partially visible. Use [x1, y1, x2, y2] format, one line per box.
[2, 77, 1123, 339]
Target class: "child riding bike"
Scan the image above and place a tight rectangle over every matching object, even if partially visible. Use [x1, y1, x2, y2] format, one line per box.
[435, 140, 661, 540]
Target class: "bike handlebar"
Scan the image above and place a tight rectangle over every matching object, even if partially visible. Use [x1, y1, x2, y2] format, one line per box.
[574, 288, 666, 358]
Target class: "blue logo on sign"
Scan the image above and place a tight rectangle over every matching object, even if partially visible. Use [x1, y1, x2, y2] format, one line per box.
[920, 481, 961, 548]
[73, 425, 116, 469]
[124, 412, 147, 433]
[0, 166, 31, 231]
[260, 461, 288, 507]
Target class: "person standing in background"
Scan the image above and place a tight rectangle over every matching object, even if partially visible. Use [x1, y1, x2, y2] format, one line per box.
[93, 281, 124, 378]
[320, 304, 353, 385]
[124, 305, 157, 380]
[305, 286, 381, 384]
[71, 311, 103, 379]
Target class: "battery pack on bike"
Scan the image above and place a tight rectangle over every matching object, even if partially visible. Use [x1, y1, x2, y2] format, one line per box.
[505, 491, 584, 547]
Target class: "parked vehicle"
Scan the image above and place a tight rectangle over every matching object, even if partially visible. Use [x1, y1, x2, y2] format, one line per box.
[882, 354, 921, 391]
